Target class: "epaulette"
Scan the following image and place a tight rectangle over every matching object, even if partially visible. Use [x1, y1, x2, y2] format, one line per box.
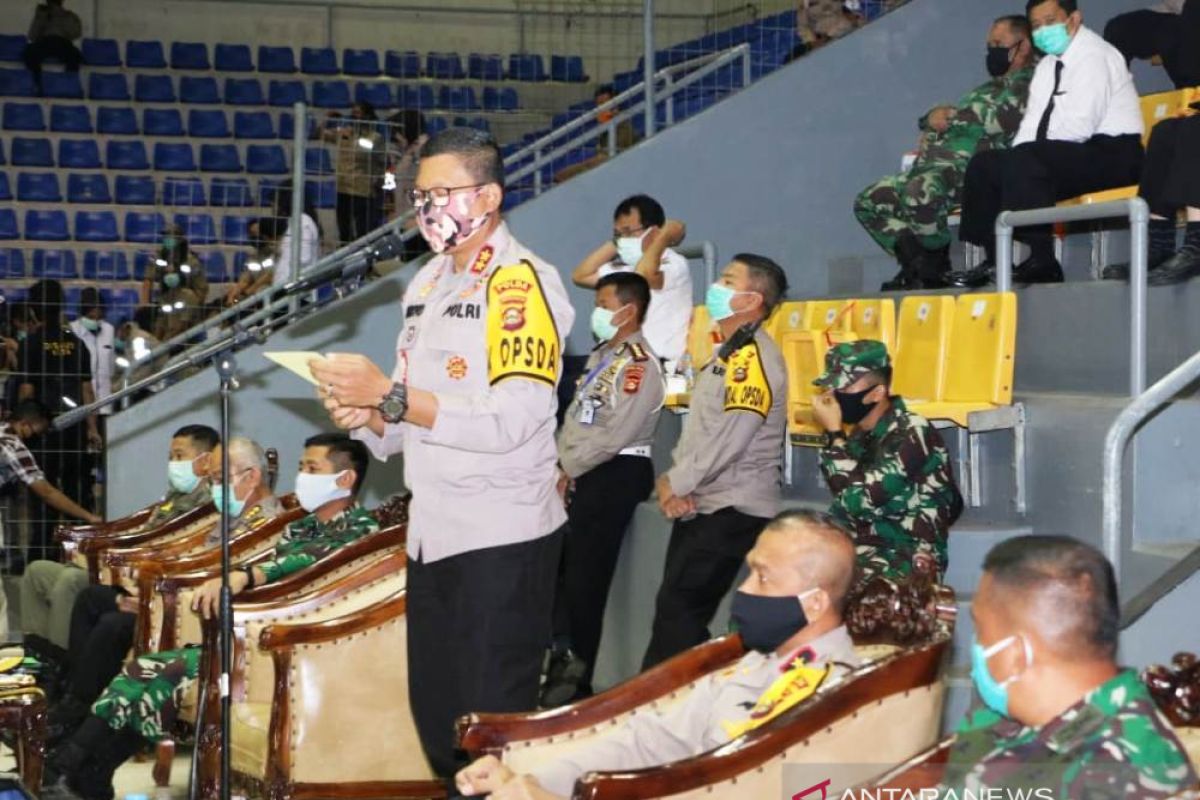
[628, 342, 650, 363]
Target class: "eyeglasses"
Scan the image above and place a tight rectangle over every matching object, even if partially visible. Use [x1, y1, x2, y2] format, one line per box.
[210, 467, 253, 486]
[612, 225, 646, 240]
[408, 184, 486, 209]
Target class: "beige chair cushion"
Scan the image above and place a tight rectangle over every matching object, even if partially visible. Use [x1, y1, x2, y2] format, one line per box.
[854, 643, 902, 663]
[1174, 726, 1200, 772]
[230, 701, 272, 779]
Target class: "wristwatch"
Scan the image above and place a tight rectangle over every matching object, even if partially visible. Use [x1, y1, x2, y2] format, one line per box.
[378, 381, 409, 424]
[239, 565, 257, 590]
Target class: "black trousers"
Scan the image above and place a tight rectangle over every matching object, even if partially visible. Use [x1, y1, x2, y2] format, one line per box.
[641, 507, 768, 670]
[335, 192, 380, 244]
[1104, 2, 1200, 89]
[67, 586, 134, 705]
[959, 135, 1144, 257]
[23, 36, 83, 88]
[1140, 115, 1200, 218]
[554, 455, 653, 689]
[407, 528, 564, 780]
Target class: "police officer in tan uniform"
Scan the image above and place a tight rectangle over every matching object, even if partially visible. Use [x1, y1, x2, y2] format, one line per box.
[311, 128, 575, 780]
[643, 254, 789, 669]
[547, 271, 663, 704]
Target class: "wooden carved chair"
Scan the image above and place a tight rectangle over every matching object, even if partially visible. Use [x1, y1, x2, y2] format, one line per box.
[58, 504, 219, 582]
[459, 576, 957, 799]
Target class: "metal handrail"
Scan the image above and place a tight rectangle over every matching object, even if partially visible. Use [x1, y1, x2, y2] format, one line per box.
[994, 197, 1151, 395]
[1102, 346, 1200, 585]
[677, 241, 719, 287]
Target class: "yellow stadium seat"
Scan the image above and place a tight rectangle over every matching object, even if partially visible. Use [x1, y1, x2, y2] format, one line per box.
[665, 306, 716, 409]
[765, 300, 806, 345]
[803, 300, 854, 333]
[891, 295, 956, 404]
[781, 329, 830, 440]
[850, 298, 896, 352]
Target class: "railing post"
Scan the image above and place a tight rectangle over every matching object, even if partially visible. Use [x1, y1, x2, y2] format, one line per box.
[290, 101, 307, 284]
[741, 44, 750, 88]
[533, 147, 543, 195]
[994, 211, 1014, 293]
[607, 125, 617, 157]
[1128, 197, 1150, 397]
[702, 240, 717, 287]
[643, 0, 656, 138]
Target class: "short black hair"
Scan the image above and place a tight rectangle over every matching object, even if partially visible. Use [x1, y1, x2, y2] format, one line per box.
[173, 424, 220, 453]
[79, 287, 103, 315]
[732, 253, 789, 315]
[28, 279, 65, 319]
[353, 101, 377, 120]
[983, 535, 1118, 658]
[613, 194, 665, 229]
[133, 305, 155, 332]
[997, 14, 1032, 39]
[594, 83, 615, 99]
[304, 432, 370, 495]
[865, 366, 894, 388]
[1026, 0, 1077, 15]
[597, 272, 652, 324]
[419, 128, 505, 191]
[11, 400, 48, 425]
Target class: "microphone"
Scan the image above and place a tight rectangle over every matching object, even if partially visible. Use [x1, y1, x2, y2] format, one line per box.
[279, 231, 406, 296]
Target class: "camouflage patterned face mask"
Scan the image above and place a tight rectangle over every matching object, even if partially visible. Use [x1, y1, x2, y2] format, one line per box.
[415, 187, 491, 254]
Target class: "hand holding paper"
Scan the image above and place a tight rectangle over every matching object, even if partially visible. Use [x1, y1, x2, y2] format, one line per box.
[264, 352, 325, 386]
[309, 353, 393, 408]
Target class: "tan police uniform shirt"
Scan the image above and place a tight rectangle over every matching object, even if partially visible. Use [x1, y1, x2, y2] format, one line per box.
[557, 331, 664, 480]
[354, 222, 576, 563]
[665, 327, 788, 520]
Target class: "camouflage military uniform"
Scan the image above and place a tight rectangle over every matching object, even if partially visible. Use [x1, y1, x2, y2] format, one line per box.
[941, 670, 1198, 798]
[89, 505, 379, 741]
[814, 341, 963, 581]
[854, 67, 1033, 256]
[141, 481, 213, 529]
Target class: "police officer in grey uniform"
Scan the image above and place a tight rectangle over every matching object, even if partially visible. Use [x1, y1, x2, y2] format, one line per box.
[311, 128, 575, 780]
[550, 271, 663, 703]
[643, 254, 789, 669]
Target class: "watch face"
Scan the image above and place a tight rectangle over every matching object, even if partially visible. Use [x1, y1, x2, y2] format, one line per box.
[380, 398, 404, 420]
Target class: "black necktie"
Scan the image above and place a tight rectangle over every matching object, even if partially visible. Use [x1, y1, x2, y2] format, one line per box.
[1036, 60, 1065, 142]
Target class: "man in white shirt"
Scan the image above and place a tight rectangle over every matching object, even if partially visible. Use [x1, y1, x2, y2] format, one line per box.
[67, 288, 114, 418]
[572, 195, 693, 369]
[954, 0, 1144, 287]
[1104, 0, 1199, 89]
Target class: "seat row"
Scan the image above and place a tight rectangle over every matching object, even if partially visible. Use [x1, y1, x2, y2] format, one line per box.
[0, 282, 144, 320]
[0, 36, 586, 82]
[0, 247, 249, 284]
[0, 172, 331, 208]
[0, 137, 308, 173]
[0, 208, 262, 246]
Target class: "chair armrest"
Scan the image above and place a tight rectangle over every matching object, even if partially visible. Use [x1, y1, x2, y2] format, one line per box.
[76, 505, 215, 553]
[257, 588, 407, 650]
[851, 737, 952, 793]
[458, 635, 745, 757]
[105, 526, 214, 569]
[56, 505, 154, 542]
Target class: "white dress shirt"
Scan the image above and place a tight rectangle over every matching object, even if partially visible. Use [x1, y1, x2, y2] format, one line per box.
[1013, 25, 1143, 147]
[68, 319, 115, 415]
[271, 213, 321, 288]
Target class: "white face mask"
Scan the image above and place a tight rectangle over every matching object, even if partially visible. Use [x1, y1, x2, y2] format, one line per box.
[294, 470, 351, 512]
[615, 235, 645, 267]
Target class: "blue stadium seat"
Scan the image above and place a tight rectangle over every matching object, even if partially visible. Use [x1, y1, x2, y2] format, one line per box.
[102, 287, 141, 319]
[175, 213, 217, 245]
[230, 251, 250, 277]
[210, 178, 252, 207]
[499, 87, 519, 111]
[59, 139, 102, 169]
[188, 109, 230, 138]
[232, 111, 274, 139]
[278, 111, 316, 141]
[106, 141, 150, 170]
[88, 72, 130, 101]
[41, 72, 84, 99]
[483, 87, 519, 112]
[180, 76, 220, 104]
[426, 116, 448, 135]
[398, 85, 436, 110]
[507, 54, 547, 81]
[83, 250, 131, 280]
[0, 248, 25, 277]
[171, 42, 210, 70]
[551, 55, 587, 82]
[247, 144, 288, 174]
[197, 250, 228, 282]
[153, 142, 197, 172]
[343, 49, 381, 76]
[0, 209, 16, 239]
[385, 50, 422, 78]
[268, 80, 306, 107]
[126, 40, 167, 69]
[199, 144, 242, 172]
[305, 147, 334, 174]
[301, 47, 338, 75]
[0, 173, 9, 201]
[502, 187, 534, 211]
[96, 106, 138, 134]
[354, 82, 392, 109]
[215, 44, 253, 72]
[426, 52, 466, 80]
[135, 74, 176, 103]
[312, 80, 351, 109]
[468, 54, 504, 81]
[255, 178, 283, 207]
[221, 215, 252, 245]
[114, 175, 156, 205]
[143, 108, 185, 136]
[305, 179, 336, 209]
[17, 172, 61, 202]
[82, 38, 121, 66]
[3, 102, 45, 131]
[0, 35, 27, 63]
[163, 176, 207, 206]
[0, 68, 36, 97]
[439, 86, 479, 111]
[257, 46, 296, 74]
[12, 137, 53, 167]
[50, 104, 92, 133]
[223, 78, 264, 106]
[75, 211, 120, 242]
[67, 173, 112, 204]
[24, 210, 69, 241]
[32, 249, 78, 278]
[124, 212, 166, 243]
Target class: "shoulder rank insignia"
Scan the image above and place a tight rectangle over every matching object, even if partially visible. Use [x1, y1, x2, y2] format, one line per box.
[628, 342, 650, 362]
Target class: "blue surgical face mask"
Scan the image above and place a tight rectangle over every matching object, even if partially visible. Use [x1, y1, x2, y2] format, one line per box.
[1033, 22, 1071, 56]
[590, 304, 630, 342]
[162, 237, 177, 250]
[970, 634, 1031, 717]
[163, 273, 182, 289]
[615, 236, 644, 267]
[16, 331, 27, 342]
[705, 282, 739, 322]
[211, 478, 246, 519]
[167, 458, 201, 494]
[81, 317, 100, 333]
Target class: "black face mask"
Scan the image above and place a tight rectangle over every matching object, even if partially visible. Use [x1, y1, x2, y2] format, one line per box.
[730, 591, 809, 653]
[835, 386, 878, 425]
[986, 45, 1013, 78]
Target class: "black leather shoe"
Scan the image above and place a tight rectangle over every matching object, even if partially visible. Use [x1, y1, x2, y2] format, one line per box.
[1012, 254, 1064, 284]
[947, 263, 995, 289]
[1148, 244, 1200, 286]
[880, 269, 916, 291]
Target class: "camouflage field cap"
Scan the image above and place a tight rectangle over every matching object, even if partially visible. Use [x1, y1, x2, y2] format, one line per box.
[813, 340, 891, 390]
